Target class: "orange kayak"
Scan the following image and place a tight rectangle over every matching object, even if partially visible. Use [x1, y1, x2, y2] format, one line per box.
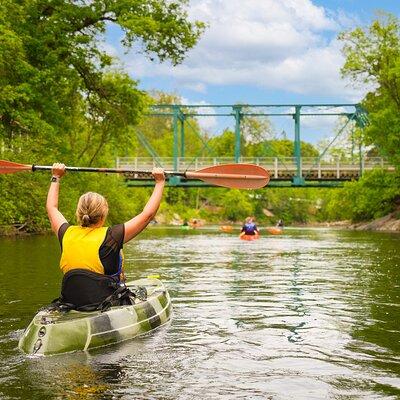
[220, 225, 233, 233]
[240, 234, 260, 241]
[267, 228, 283, 235]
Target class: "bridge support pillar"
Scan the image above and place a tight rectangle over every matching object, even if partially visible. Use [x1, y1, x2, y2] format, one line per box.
[171, 105, 182, 186]
[168, 176, 181, 186]
[172, 105, 179, 171]
[293, 105, 305, 186]
[180, 115, 185, 158]
[233, 105, 242, 163]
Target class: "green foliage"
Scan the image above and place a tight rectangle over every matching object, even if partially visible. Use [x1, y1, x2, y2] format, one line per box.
[241, 111, 274, 143]
[323, 170, 400, 222]
[0, 1, 205, 232]
[0, 172, 152, 232]
[339, 13, 400, 166]
[0, 0, 204, 163]
[208, 130, 236, 156]
[0, 173, 55, 231]
[255, 189, 315, 224]
[208, 133, 319, 159]
[220, 190, 254, 221]
[257, 139, 319, 158]
[134, 92, 208, 158]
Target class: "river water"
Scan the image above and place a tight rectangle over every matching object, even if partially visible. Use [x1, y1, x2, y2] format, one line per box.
[0, 227, 399, 399]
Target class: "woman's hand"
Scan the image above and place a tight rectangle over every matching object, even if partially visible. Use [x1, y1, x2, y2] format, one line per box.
[152, 167, 165, 183]
[51, 163, 66, 178]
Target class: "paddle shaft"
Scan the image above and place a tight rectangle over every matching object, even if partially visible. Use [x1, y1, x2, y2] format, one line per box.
[33, 164, 177, 176]
[32, 165, 265, 181]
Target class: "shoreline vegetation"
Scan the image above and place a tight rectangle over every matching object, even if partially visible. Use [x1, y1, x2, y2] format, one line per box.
[1, 7, 399, 235]
[1, 209, 399, 236]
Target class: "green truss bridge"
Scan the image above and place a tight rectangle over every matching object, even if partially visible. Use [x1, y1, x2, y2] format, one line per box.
[119, 103, 394, 188]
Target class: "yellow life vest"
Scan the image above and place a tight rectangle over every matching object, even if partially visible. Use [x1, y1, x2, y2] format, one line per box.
[60, 225, 109, 275]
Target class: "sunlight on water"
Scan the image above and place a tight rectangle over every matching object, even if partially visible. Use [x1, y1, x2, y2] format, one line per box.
[0, 228, 399, 399]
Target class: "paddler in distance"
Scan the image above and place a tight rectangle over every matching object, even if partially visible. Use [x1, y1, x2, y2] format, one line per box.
[240, 216, 259, 238]
[46, 163, 165, 309]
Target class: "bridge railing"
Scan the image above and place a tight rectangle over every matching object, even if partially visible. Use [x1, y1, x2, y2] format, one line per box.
[116, 157, 394, 180]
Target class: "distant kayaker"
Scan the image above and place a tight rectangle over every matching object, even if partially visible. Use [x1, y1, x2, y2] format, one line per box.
[46, 163, 165, 309]
[276, 219, 284, 228]
[240, 217, 259, 237]
[190, 218, 200, 229]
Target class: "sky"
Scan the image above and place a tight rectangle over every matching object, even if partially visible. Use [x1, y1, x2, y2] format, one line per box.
[105, 0, 400, 143]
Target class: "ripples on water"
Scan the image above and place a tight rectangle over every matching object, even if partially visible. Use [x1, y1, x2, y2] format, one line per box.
[0, 228, 399, 399]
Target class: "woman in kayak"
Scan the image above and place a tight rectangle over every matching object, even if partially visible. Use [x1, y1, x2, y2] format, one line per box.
[46, 163, 165, 309]
[240, 217, 259, 237]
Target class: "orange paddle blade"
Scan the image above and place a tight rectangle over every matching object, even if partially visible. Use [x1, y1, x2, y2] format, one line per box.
[185, 164, 270, 189]
[0, 160, 32, 174]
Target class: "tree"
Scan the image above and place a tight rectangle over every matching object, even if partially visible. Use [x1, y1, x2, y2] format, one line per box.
[316, 117, 360, 162]
[221, 190, 254, 221]
[0, 1, 205, 231]
[323, 169, 400, 221]
[241, 109, 275, 144]
[208, 129, 236, 157]
[134, 92, 209, 159]
[0, 0, 204, 164]
[339, 13, 400, 166]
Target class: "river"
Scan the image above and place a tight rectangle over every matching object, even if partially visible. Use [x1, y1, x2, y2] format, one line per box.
[0, 227, 399, 399]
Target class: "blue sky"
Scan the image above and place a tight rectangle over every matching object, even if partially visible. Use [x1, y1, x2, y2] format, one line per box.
[105, 0, 400, 143]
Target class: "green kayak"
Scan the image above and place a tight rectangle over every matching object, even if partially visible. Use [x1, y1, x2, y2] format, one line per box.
[19, 278, 172, 356]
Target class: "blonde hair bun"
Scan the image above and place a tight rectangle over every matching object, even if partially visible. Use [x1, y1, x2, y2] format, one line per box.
[82, 214, 91, 227]
[76, 192, 108, 227]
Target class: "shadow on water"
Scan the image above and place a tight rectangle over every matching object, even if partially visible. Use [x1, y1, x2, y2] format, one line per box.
[0, 227, 399, 399]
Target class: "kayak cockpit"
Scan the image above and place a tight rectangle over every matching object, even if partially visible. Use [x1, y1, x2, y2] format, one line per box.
[19, 278, 172, 356]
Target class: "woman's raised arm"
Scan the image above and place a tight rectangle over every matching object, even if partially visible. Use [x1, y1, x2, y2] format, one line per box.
[46, 163, 68, 235]
[123, 167, 165, 243]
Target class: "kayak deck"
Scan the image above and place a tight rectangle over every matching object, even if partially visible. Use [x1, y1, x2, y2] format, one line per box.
[18, 278, 171, 356]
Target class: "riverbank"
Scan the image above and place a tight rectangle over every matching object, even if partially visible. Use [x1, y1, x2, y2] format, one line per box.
[0, 223, 35, 236]
[349, 209, 400, 231]
[274, 215, 400, 232]
[1, 213, 400, 236]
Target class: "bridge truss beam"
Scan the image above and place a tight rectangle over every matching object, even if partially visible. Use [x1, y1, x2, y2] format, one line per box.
[128, 103, 370, 188]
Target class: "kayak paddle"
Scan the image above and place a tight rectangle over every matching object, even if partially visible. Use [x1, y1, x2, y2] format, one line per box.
[0, 160, 270, 189]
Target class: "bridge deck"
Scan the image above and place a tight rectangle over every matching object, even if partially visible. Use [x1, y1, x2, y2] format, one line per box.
[117, 157, 394, 182]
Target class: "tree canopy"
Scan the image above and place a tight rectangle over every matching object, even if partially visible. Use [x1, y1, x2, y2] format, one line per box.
[0, 0, 204, 164]
[339, 13, 400, 166]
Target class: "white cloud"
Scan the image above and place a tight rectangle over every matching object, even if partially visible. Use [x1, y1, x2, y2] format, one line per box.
[114, 0, 365, 100]
[182, 82, 207, 93]
[300, 106, 347, 131]
[180, 98, 218, 132]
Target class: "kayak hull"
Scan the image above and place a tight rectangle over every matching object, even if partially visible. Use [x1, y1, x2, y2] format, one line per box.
[18, 278, 171, 356]
[267, 228, 283, 235]
[240, 234, 260, 241]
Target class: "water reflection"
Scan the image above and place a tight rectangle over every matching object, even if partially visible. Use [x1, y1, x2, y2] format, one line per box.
[287, 256, 307, 344]
[23, 353, 110, 399]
